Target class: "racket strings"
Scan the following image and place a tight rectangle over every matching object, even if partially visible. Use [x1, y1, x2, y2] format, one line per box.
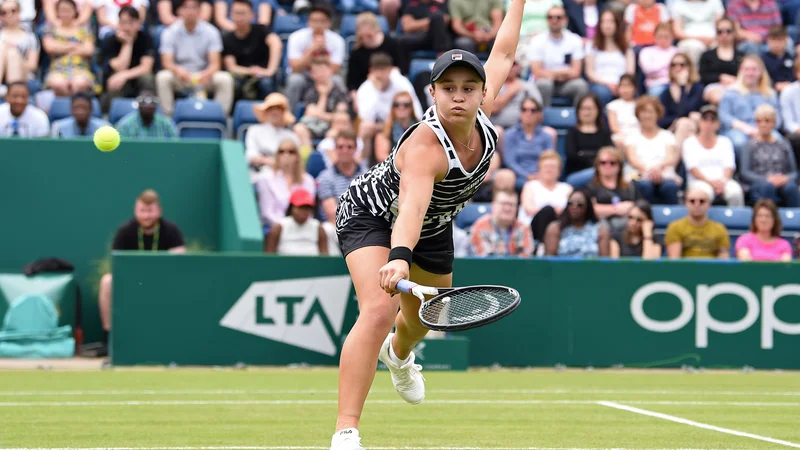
[420, 287, 518, 327]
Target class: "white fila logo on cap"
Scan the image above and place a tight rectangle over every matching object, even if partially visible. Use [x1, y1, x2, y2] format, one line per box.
[452, 53, 463, 61]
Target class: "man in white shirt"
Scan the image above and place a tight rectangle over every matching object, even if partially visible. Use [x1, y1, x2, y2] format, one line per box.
[285, 3, 346, 108]
[0, 81, 49, 137]
[528, 6, 589, 106]
[355, 52, 423, 162]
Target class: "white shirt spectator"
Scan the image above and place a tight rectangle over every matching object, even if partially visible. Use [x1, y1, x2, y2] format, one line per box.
[669, 0, 724, 38]
[356, 70, 423, 123]
[624, 128, 678, 179]
[245, 124, 300, 178]
[518, 179, 573, 224]
[682, 135, 736, 183]
[585, 42, 626, 84]
[159, 19, 222, 73]
[286, 28, 346, 68]
[0, 103, 49, 137]
[276, 215, 322, 256]
[607, 98, 639, 136]
[527, 28, 584, 72]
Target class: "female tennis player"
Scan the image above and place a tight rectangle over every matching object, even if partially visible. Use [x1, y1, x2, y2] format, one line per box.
[329, 2, 526, 448]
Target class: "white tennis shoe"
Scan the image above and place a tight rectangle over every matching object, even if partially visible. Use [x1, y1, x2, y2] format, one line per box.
[378, 333, 425, 405]
[330, 428, 364, 450]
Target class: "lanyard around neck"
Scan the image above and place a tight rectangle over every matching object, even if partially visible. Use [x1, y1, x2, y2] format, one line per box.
[138, 224, 160, 251]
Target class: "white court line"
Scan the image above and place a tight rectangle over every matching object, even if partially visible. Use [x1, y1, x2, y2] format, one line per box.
[0, 447, 722, 450]
[0, 399, 798, 407]
[0, 389, 799, 397]
[598, 401, 800, 449]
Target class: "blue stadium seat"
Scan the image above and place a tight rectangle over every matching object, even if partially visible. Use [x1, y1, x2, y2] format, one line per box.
[542, 107, 576, 130]
[48, 96, 102, 122]
[779, 208, 800, 234]
[233, 100, 260, 140]
[409, 59, 435, 83]
[652, 205, 687, 229]
[273, 14, 307, 36]
[173, 99, 228, 139]
[707, 206, 752, 231]
[456, 202, 490, 230]
[306, 150, 327, 178]
[551, 97, 572, 107]
[109, 98, 164, 125]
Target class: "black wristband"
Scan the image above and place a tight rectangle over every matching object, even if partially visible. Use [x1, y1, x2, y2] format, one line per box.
[388, 246, 413, 266]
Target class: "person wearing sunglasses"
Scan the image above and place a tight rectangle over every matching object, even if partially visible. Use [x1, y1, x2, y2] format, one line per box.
[587, 146, 642, 233]
[665, 180, 730, 259]
[0, 0, 39, 89]
[658, 53, 704, 152]
[699, 18, 744, 106]
[543, 188, 610, 257]
[374, 91, 419, 166]
[610, 199, 662, 259]
[255, 138, 317, 228]
[669, 0, 725, 67]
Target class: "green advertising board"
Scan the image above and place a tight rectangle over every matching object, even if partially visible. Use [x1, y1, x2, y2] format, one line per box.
[111, 254, 800, 369]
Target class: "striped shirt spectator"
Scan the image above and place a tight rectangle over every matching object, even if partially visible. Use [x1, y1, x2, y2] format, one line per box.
[317, 131, 366, 223]
[726, 0, 782, 46]
[470, 190, 534, 257]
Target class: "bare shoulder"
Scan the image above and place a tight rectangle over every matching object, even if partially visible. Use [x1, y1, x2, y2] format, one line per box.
[395, 123, 449, 179]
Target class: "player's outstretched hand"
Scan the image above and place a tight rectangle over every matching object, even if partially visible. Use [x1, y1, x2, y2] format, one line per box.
[379, 260, 410, 295]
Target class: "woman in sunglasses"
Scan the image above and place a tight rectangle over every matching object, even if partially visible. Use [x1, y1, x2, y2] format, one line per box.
[699, 18, 744, 105]
[0, 0, 39, 89]
[610, 199, 662, 259]
[658, 53, 704, 151]
[544, 189, 610, 257]
[255, 138, 316, 228]
[374, 91, 419, 165]
[587, 146, 642, 233]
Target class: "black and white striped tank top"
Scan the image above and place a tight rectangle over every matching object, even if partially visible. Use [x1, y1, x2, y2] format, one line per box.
[336, 105, 498, 240]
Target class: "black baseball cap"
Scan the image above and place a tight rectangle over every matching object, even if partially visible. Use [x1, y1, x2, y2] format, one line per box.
[430, 49, 486, 84]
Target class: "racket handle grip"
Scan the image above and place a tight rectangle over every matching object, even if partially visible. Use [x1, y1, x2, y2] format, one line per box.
[396, 279, 416, 294]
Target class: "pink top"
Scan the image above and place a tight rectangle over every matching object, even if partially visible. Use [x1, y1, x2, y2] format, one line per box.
[735, 232, 792, 261]
[638, 45, 677, 88]
[256, 169, 317, 226]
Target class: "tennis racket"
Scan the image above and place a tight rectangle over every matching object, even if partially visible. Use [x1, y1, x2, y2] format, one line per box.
[395, 279, 521, 332]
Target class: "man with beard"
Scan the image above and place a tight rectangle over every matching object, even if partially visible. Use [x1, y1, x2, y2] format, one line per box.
[51, 92, 110, 137]
[0, 81, 49, 137]
[98, 189, 185, 355]
[115, 90, 178, 138]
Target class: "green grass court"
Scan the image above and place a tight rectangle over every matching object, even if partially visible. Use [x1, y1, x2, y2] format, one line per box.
[1, 368, 799, 449]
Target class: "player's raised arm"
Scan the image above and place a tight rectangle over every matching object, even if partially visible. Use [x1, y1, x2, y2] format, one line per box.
[481, 0, 525, 117]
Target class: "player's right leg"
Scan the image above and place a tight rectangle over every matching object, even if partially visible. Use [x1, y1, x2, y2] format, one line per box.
[331, 245, 398, 450]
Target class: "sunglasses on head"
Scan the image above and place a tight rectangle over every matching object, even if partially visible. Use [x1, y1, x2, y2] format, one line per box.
[688, 198, 707, 205]
[393, 101, 411, 108]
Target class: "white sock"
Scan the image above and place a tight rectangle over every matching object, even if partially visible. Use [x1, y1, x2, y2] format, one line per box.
[332, 428, 359, 442]
[388, 339, 410, 366]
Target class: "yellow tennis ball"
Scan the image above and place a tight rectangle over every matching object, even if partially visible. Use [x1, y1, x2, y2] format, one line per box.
[94, 125, 120, 152]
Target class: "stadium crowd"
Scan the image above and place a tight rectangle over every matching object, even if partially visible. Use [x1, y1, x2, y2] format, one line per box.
[2, 0, 800, 263]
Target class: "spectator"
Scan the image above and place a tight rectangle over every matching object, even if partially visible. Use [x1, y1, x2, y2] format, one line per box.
[0, 81, 48, 137]
[736, 198, 793, 261]
[215, 0, 272, 33]
[625, 95, 682, 205]
[398, 0, 452, 55]
[780, 58, 800, 160]
[450, 0, 503, 54]
[95, 0, 147, 40]
[670, 0, 725, 66]
[682, 105, 745, 206]
[638, 23, 678, 98]
[346, 12, 404, 94]
[264, 188, 328, 256]
[470, 190, 535, 257]
[503, 97, 555, 183]
[658, 52, 704, 151]
[544, 188, 611, 257]
[98, 189, 185, 354]
[610, 199, 662, 259]
[101, 6, 156, 98]
[491, 60, 543, 130]
[42, 0, 92, 26]
[586, 146, 642, 233]
[156, 0, 234, 116]
[319, 111, 366, 168]
[564, 92, 613, 187]
[0, 0, 39, 88]
[293, 56, 350, 147]
[41, 0, 96, 96]
[565, 0, 600, 39]
[719, 55, 780, 158]
[727, 0, 782, 55]
[256, 138, 316, 227]
[222, 0, 281, 101]
[156, 0, 211, 26]
[519, 150, 573, 226]
[529, 6, 589, 107]
[453, 225, 471, 257]
[51, 91, 110, 137]
[761, 26, 794, 93]
[356, 52, 422, 162]
[699, 17, 744, 105]
[473, 156, 518, 203]
[380, 0, 401, 31]
[607, 74, 640, 149]
[665, 180, 730, 258]
[373, 91, 417, 165]
[317, 130, 367, 254]
[247, 92, 301, 179]
[624, 0, 670, 48]
[513, 0, 563, 58]
[585, 8, 634, 106]
[740, 104, 800, 207]
[285, 3, 346, 108]
[115, 90, 178, 138]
